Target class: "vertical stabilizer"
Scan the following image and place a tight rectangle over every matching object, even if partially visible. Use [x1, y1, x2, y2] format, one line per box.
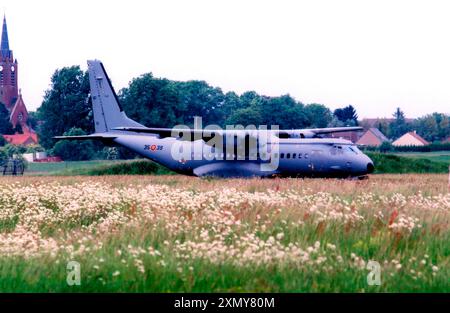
[87, 60, 143, 133]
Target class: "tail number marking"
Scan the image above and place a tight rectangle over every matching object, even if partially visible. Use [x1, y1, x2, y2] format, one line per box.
[144, 145, 163, 151]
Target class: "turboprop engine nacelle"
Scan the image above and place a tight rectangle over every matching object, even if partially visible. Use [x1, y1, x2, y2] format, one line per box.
[278, 130, 317, 139]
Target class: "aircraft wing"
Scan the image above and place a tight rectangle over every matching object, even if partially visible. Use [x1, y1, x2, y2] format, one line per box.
[298, 126, 363, 135]
[113, 127, 197, 137]
[113, 126, 363, 139]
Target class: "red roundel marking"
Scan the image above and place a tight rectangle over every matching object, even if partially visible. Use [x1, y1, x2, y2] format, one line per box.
[150, 145, 157, 151]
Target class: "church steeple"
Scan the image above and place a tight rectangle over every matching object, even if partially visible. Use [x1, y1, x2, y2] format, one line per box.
[1, 15, 11, 59]
[0, 14, 18, 110]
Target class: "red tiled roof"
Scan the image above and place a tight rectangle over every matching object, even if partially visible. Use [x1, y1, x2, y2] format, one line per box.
[3, 133, 38, 146]
[356, 128, 389, 146]
[407, 131, 428, 145]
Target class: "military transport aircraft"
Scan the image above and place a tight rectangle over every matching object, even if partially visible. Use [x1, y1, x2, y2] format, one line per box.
[55, 60, 374, 178]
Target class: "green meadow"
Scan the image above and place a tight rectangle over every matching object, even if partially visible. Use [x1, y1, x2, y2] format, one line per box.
[0, 175, 448, 292]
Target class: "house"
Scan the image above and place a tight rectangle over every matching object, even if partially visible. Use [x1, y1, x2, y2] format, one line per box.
[392, 131, 428, 147]
[356, 128, 389, 147]
[329, 131, 361, 143]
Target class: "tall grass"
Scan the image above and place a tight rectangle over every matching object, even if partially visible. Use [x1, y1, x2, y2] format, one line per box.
[0, 175, 448, 292]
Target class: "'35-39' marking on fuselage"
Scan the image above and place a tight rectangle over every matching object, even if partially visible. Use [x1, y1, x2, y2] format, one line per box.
[144, 145, 163, 151]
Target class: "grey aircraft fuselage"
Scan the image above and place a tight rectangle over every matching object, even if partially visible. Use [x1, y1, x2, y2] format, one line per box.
[55, 60, 375, 179]
[111, 134, 374, 178]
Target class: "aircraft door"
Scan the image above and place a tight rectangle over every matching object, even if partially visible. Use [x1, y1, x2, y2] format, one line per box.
[309, 148, 326, 174]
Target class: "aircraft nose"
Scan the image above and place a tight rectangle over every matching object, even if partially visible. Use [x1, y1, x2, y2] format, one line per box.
[367, 162, 374, 174]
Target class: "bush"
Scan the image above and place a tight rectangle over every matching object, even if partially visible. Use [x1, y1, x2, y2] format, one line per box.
[86, 160, 173, 176]
[2, 144, 27, 157]
[361, 143, 450, 153]
[366, 152, 449, 174]
[25, 145, 46, 153]
[0, 149, 7, 164]
[379, 141, 393, 153]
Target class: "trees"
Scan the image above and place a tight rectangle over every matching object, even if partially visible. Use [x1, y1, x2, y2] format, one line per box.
[225, 93, 311, 129]
[333, 105, 358, 126]
[0, 148, 7, 164]
[26, 111, 39, 130]
[0, 102, 14, 135]
[226, 106, 263, 126]
[52, 128, 95, 161]
[220, 92, 243, 124]
[389, 107, 410, 139]
[119, 75, 230, 128]
[413, 113, 450, 142]
[2, 144, 26, 157]
[119, 73, 185, 128]
[262, 95, 309, 129]
[36, 66, 91, 149]
[175, 80, 225, 126]
[304, 104, 333, 128]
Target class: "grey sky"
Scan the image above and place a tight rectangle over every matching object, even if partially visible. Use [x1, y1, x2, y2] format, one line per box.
[3, 0, 450, 118]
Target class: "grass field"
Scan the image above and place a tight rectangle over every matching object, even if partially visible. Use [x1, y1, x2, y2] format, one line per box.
[26, 160, 124, 175]
[0, 174, 448, 292]
[393, 151, 450, 163]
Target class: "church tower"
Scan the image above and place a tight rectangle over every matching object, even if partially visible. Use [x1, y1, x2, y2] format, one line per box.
[0, 15, 37, 146]
[0, 15, 18, 110]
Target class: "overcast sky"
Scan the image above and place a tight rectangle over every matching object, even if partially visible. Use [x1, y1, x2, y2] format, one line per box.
[3, 0, 450, 118]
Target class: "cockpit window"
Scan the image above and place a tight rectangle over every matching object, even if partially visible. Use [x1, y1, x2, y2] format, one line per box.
[331, 145, 344, 155]
[348, 146, 360, 154]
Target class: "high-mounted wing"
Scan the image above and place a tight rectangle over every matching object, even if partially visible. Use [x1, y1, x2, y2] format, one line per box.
[300, 126, 363, 135]
[113, 126, 363, 139]
[277, 126, 363, 138]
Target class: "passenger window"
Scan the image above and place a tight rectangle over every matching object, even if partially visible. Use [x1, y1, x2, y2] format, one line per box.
[293, 153, 296, 159]
[280, 153, 285, 159]
[298, 153, 302, 159]
[305, 153, 309, 159]
[286, 153, 291, 159]
[274, 153, 279, 159]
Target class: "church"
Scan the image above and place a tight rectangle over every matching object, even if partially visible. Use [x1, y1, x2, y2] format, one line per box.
[0, 16, 38, 146]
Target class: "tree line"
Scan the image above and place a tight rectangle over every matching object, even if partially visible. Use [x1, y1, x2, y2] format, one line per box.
[361, 107, 450, 143]
[9, 65, 447, 160]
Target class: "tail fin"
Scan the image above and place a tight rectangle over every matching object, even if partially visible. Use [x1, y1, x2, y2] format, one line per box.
[87, 60, 144, 133]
